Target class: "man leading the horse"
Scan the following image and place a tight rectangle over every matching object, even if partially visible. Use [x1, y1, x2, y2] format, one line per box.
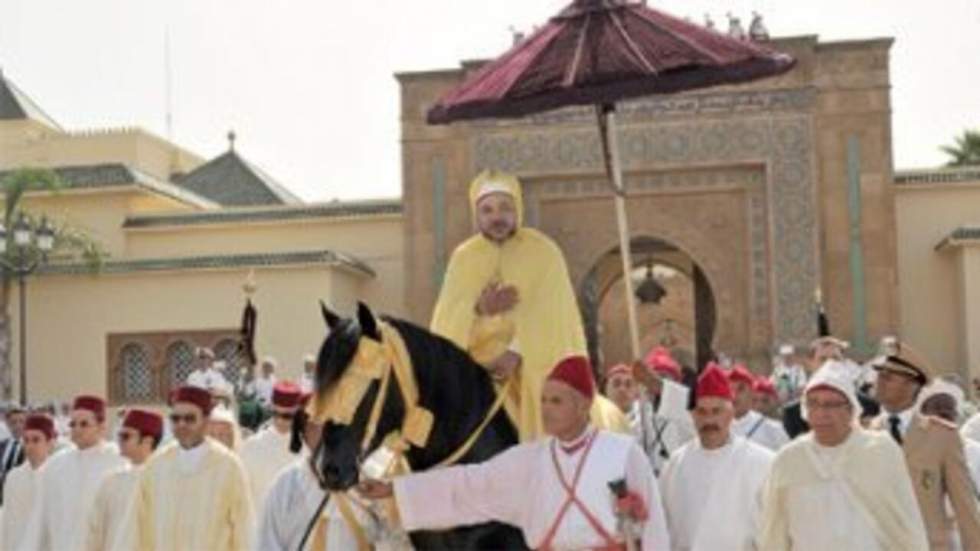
[430, 169, 626, 441]
[359, 355, 669, 550]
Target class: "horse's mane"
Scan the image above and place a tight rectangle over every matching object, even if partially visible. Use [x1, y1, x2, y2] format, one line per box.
[382, 316, 517, 469]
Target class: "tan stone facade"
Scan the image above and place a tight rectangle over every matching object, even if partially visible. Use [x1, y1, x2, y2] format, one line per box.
[895, 168, 980, 384]
[397, 35, 901, 370]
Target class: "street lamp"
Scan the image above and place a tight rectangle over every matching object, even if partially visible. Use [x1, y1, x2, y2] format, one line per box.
[0, 213, 55, 404]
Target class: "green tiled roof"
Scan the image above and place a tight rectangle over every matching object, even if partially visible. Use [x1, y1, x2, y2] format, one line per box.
[123, 199, 402, 228]
[39, 249, 374, 277]
[0, 163, 217, 208]
[0, 69, 61, 129]
[175, 150, 301, 207]
[936, 226, 980, 251]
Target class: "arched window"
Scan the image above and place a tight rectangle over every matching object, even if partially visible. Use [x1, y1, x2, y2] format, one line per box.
[214, 338, 248, 386]
[120, 343, 153, 401]
[166, 341, 195, 387]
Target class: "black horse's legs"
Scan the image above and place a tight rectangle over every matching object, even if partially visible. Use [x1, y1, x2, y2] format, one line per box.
[409, 523, 528, 551]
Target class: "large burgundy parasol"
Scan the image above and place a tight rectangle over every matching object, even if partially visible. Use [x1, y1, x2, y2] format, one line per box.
[428, 0, 795, 361]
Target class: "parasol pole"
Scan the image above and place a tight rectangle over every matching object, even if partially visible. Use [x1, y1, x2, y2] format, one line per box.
[598, 104, 642, 360]
[599, 103, 650, 459]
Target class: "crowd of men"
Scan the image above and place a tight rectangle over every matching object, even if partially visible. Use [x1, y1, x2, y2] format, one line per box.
[0, 169, 975, 550]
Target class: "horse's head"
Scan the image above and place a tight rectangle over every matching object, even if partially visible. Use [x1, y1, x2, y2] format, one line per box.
[310, 301, 401, 491]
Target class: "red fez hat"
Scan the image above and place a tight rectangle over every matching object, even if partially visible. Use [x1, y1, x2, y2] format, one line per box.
[696, 363, 734, 401]
[24, 414, 55, 440]
[727, 364, 756, 387]
[753, 377, 778, 398]
[547, 356, 596, 399]
[272, 381, 302, 408]
[73, 395, 106, 421]
[644, 347, 682, 382]
[171, 385, 213, 415]
[123, 408, 164, 440]
[606, 363, 632, 379]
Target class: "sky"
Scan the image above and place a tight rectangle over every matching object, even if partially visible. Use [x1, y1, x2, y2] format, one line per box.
[1, 1, 978, 202]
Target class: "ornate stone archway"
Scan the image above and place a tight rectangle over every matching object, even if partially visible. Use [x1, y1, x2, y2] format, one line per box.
[578, 235, 718, 370]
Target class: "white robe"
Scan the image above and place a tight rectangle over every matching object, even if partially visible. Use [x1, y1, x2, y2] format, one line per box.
[30, 441, 126, 551]
[393, 428, 670, 550]
[256, 459, 391, 551]
[85, 465, 141, 551]
[659, 436, 773, 551]
[299, 374, 315, 394]
[627, 399, 695, 477]
[961, 413, 980, 445]
[732, 410, 789, 452]
[759, 429, 928, 551]
[187, 368, 231, 393]
[240, 427, 296, 514]
[2, 462, 44, 551]
[127, 438, 255, 551]
[251, 376, 277, 407]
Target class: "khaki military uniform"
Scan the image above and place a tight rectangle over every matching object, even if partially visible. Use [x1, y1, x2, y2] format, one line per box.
[874, 413, 980, 550]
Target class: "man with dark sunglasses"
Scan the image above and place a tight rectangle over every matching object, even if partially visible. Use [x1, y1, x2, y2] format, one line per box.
[86, 408, 163, 551]
[240, 381, 302, 515]
[125, 385, 253, 550]
[28, 395, 125, 551]
[2, 413, 56, 550]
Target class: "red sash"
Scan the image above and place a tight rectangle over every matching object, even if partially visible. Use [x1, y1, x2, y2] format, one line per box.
[538, 431, 624, 551]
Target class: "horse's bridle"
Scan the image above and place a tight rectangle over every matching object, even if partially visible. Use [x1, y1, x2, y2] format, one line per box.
[309, 320, 435, 477]
[309, 319, 513, 478]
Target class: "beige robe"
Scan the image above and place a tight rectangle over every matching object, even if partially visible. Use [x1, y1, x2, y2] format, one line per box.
[239, 426, 295, 514]
[759, 429, 928, 551]
[30, 442, 126, 551]
[1, 462, 44, 550]
[85, 465, 141, 551]
[130, 438, 254, 551]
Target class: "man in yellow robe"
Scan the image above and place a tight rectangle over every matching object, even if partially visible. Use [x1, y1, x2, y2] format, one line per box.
[127, 386, 254, 551]
[86, 408, 163, 551]
[431, 170, 626, 441]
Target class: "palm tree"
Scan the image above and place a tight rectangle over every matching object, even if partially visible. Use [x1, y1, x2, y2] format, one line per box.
[941, 129, 980, 167]
[0, 168, 105, 401]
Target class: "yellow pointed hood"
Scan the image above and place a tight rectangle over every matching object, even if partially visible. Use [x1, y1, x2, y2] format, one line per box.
[468, 170, 525, 229]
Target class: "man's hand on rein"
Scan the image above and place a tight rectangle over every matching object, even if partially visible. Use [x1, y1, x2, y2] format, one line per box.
[357, 479, 394, 500]
[489, 350, 522, 381]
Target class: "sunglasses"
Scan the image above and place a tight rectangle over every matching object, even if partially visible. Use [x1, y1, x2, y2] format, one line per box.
[117, 431, 139, 442]
[69, 420, 93, 429]
[169, 413, 200, 425]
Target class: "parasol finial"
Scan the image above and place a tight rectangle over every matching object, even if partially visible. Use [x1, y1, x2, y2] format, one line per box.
[227, 129, 237, 152]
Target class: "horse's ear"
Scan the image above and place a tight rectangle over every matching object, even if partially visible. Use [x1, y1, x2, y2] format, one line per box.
[357, 301, 380, 341]
[320, 300, 341, 330]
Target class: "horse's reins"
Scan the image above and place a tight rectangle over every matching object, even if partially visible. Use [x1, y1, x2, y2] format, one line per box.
[306, 320, 513, 546]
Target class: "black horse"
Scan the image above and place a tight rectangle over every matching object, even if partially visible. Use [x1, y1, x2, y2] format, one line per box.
[311, 302, 528, 550]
